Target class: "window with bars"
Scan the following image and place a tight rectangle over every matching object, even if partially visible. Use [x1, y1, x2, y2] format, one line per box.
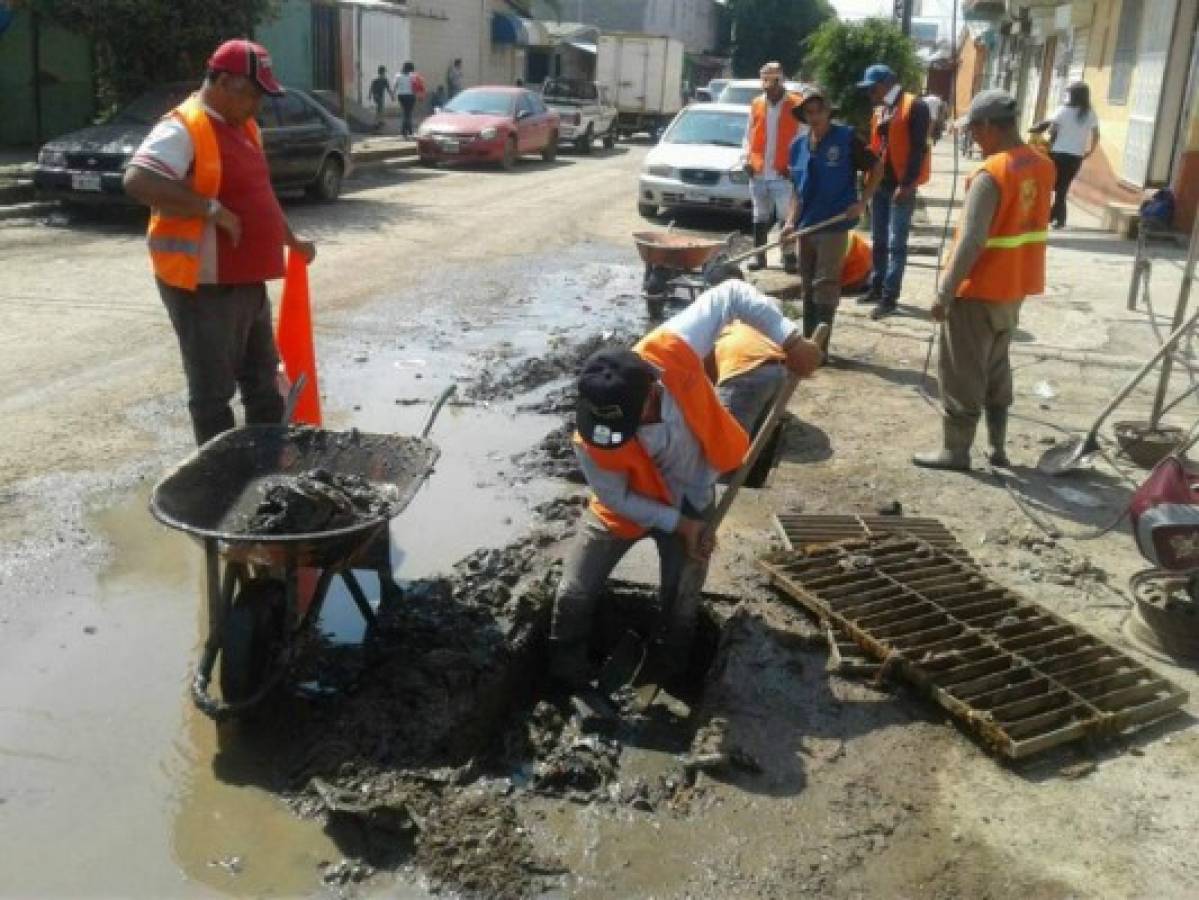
[1108, 0, 1142, 103]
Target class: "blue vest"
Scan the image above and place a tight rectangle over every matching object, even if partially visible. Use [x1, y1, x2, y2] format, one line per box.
[789, 124, 858, 231]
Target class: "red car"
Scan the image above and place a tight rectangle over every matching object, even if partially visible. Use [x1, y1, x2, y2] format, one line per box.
[417, 86, 560, 170]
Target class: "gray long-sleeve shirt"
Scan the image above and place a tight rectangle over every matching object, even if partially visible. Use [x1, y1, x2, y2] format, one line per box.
[577, 281, 799, 533]
[937, 171, 1000, 308]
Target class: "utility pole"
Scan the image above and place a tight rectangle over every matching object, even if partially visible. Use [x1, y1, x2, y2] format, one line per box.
[894, 0, 914, 37]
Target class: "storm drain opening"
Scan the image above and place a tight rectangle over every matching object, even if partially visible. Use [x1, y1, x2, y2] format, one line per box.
[774, 512, 968, 556]
[759, 534, 1188, 759]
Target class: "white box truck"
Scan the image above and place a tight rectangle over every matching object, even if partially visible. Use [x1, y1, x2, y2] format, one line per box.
[597, 33, 685, 140]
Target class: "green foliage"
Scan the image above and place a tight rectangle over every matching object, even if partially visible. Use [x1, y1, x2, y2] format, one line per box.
[16, 0, 280, 108]
[727, 0, 834, 78]
[804, 18, 922, 135]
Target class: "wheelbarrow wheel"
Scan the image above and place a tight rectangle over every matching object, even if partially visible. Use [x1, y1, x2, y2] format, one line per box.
[220, 580, 285, 705]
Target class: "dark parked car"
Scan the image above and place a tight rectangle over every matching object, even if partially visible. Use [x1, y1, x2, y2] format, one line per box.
[34, 82, 353, 204]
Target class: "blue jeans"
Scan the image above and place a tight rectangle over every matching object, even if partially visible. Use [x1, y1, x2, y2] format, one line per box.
[870, 188, 916, 302]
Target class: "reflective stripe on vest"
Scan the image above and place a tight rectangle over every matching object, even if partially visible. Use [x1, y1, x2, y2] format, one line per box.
[579, 328, 750, 539]
[955, 145, 1055, 303]
[146, 96, 262, 291]
[748, 93, 802, 177]
[870, 92, 930, 187]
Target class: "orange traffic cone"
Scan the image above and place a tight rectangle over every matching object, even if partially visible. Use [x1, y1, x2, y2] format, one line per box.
[276, 249, 322, 425]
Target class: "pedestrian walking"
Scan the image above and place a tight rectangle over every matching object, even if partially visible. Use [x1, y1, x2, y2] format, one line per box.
[1043, 82, 1100, 229]
[369, 65, 394, 130]
[123, 39, 317, 446]
[912, 90, 1054, 471]
[740, 62, 803, 273]
[447, 58, 464, 99]
[548, 280, 822, 691]
[922, 91, 946, 142]
[782, 87, 882, 360]
[857, 64, 931, 319]
[393, 61, 421, 138]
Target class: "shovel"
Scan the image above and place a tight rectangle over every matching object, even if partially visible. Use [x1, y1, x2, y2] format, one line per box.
[701, 213, 850, 283]
[1038, 306, 1199, 476]
[627, 323, 829, 711]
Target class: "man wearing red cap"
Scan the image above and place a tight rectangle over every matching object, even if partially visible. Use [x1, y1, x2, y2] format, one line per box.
[124, 39, 316, 445]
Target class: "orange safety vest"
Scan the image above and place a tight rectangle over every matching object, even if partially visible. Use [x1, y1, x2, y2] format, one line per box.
[146, 95, 263, 291]
[574, 328, 750, 539]
[955, 144, 1055, 303]
[870, 92, 931, 187]
[841, 231, 873, 288]
[713, 323, 785, 384]
[747, 93, 802, 177]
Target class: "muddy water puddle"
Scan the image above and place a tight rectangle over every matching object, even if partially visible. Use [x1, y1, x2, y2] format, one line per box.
[0, 249, 649, 897]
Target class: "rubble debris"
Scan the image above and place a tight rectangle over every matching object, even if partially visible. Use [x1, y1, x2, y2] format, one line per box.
[512, 422, 584, 483]
[467, 328, 638, 402]
[319, 858, 375, 887]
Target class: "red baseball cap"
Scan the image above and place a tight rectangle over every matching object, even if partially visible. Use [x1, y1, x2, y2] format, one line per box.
[207, 39, 284, 96]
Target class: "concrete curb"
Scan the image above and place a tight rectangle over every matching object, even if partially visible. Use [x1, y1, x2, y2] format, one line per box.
[0, 201, 57, 222]
[351, 144, 419, 167]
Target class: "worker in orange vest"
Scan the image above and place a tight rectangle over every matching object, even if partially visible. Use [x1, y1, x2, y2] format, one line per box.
[740, 62, 804, 272]
[858, 64, 931, 320]
[124, 40, 316, 444]
[711, 315, 787, 489]
[549, 279, 824, 691]
[913, 90, 1054, 471]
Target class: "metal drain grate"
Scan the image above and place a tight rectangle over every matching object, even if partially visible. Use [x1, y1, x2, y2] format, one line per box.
[760, 535, 1188, 759]
[774, 513, 966, 556]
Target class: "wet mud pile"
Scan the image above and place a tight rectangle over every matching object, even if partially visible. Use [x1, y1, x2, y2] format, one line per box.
[467, 328, 638, 402]
[240, 469, 395, 535]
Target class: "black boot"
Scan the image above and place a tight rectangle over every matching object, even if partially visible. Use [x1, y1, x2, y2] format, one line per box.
[802, 299, 820, 339]
[746, 223, 769, 271]
[985, 407, 1010, 467]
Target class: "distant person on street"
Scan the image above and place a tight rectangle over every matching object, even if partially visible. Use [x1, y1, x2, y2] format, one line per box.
[922, 91, 946, 142]
[123, 39, 317, 445]
[913, 90, 1053, 472]
[549, 280, 823, 692]
[393, 61, 421, 138]
[782, 86, 882, 361]
[858, 64, 931, 319]
[447, 58, 464, 99]
[370, 65, 394, 130]
[740, 61, 803, 273]
[1043, 81, 1100, 229]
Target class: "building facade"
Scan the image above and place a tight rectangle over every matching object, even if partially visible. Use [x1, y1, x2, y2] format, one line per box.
[964, 0, 1199, 232]
[529, 0, 722, 54]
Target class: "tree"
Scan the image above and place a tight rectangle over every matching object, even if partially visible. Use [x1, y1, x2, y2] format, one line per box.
[727, 0, 834, 78]
[15, 0, 279, 108]
[804, 18, 922, 134]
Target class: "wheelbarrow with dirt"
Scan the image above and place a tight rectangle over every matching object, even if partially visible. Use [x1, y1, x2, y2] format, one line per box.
[149, 392, 453, 721]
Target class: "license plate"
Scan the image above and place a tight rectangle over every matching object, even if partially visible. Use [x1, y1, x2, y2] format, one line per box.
[684, 191, 709, 203]
[71, 172, 102, 192]
[438, 140, 460, 154]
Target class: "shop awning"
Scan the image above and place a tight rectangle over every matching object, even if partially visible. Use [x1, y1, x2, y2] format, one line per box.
[568, 40, 597, 55]
[492, 12, 549, 46]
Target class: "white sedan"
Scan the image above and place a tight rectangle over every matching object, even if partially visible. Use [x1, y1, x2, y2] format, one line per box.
[637, 103, 752, 219]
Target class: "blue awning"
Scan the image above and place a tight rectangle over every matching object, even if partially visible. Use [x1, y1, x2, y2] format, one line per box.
[492, 12, 549, 46]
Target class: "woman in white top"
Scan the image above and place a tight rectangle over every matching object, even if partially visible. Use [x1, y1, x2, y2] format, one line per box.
[1047, 82, 1100, 229]
[393, 61, 421, 138]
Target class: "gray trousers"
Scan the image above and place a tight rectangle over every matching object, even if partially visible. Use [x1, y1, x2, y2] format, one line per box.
[939, 298, 1022, 443]
[550, 504, 709, 683]
[799, 229, 849, 310]
[718, 362, 786, 435]
[157, 279, 284, 445]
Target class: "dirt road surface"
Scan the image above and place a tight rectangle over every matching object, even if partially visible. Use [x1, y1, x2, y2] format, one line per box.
[0, 142, 1197, 898]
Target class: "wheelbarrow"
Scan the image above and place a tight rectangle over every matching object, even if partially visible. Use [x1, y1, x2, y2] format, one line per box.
[149, 401, 449, 720]
[633, 230, 736, 319]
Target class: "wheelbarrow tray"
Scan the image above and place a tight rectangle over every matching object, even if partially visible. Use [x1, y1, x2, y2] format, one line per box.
[633, 231, 726, 270]
[150, 425, 439, 569]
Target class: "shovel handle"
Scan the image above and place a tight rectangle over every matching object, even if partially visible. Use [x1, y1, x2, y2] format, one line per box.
[718, 214, 850, 269]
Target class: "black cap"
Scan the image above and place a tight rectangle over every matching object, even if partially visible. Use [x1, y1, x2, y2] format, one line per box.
[576, 349, 657, 448]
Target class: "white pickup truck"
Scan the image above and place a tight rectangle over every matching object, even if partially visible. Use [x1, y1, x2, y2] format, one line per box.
[541, 78, 618, 153]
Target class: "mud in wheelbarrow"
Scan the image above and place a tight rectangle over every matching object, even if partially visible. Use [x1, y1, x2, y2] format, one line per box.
[150, 425, 440, 720]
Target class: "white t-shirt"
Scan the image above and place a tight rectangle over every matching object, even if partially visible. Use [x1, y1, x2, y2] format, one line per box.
[394, 73, 414, 96]
[1050, 105, 1099, 157]
[129, 103, 222, 284]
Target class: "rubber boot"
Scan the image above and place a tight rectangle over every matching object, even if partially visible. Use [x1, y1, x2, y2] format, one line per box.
[985, 407, 1010, 467]
[802, 299, 820, 340]
[912, 418, 975, 471]
[746, 223, 769, 271]
[816, 304, 836, 362]
[782, 242, 799, 274]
